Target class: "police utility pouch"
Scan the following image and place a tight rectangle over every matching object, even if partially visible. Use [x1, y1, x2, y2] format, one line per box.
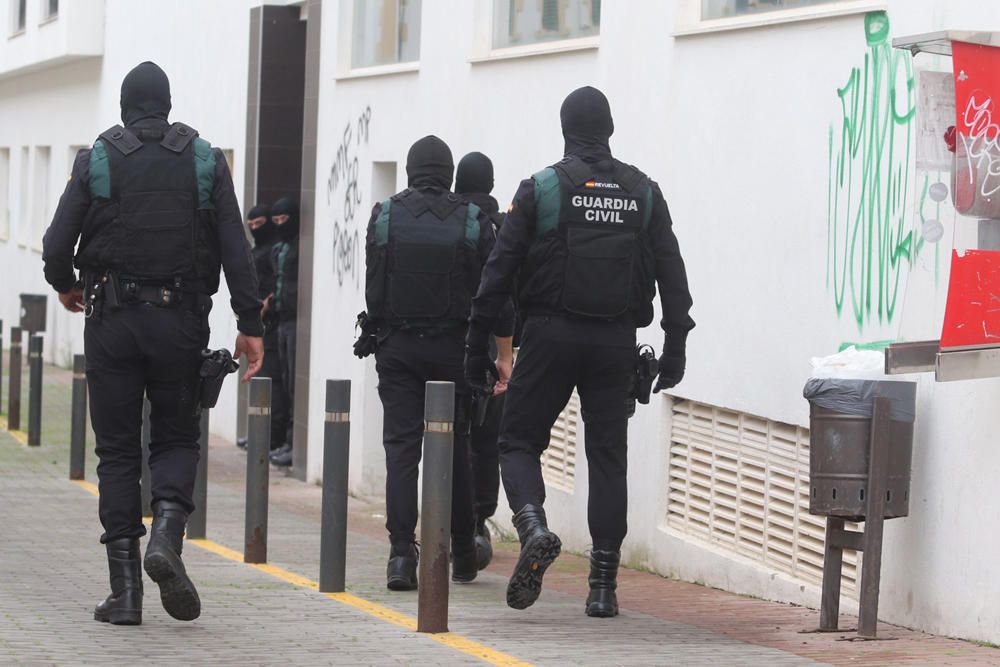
[196, 348, 239, 411]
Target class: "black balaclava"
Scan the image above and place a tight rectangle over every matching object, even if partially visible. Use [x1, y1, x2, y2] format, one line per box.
[455, 152, 494, 196]
[120, 61, 172, 126]
[560, 86, 614, 159]
[247, 203, 276, 245]
[406, 135, 454, 190]
[272, 197, 300, 242]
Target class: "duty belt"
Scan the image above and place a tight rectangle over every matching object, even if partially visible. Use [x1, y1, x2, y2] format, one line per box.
[119, 279, 191, 309]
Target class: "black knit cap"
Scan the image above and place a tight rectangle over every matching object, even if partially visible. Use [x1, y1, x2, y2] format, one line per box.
[455, 152, 494, 196]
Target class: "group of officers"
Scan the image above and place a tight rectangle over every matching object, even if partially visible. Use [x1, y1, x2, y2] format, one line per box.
[41, 62, 694, 627]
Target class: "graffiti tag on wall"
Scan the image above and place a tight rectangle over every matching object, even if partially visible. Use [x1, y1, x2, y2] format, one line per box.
[327, 106, 372, 289]
[827, 11, 917, 332]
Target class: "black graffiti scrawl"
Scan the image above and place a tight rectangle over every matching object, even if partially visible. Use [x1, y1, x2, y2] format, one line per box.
[327, 106, 372, 288]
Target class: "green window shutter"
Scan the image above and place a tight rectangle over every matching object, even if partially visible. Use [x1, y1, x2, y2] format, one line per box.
[375, 198, 392, 246]
[532, 167, 560, 234]
[89, 140, 110, 199]
[465, 202, 481, 245]
[193, 138, 216, 206]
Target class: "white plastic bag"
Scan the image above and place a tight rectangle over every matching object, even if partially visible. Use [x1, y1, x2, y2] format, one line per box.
[809, 346, 886, 379]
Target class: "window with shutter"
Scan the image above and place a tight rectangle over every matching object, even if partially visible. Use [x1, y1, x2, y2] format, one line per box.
[541, 391, 579, 493]
[667, 400, 860, 595]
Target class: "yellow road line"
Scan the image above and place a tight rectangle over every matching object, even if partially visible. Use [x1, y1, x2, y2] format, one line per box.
[71, 477, 532, 666]
[0, 417, 29, 446]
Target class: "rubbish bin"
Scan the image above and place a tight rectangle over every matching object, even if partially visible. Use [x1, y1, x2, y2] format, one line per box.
[19, 294, 47, 334]
[804, 379, 916, 520]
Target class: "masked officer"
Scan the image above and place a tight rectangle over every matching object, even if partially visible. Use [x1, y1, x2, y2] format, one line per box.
[268, 197, 299, 467]
[42, 62, 264, 625]
[465, 86, 694, 617]
[455, 151, 513, 571]
[363, 136, 513, 590]
[242, 204, 290, 452]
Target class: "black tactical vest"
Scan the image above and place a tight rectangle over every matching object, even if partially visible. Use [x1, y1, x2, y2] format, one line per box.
[366, 189, 482, 328]
[520, 156, 655, 322]
[75, 123, 218, 287]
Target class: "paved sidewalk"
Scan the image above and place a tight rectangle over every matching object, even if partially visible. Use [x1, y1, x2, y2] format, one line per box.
[1, 357, 997, 666]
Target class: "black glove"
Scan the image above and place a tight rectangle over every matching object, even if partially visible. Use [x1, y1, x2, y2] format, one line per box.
[464, 346, 499, 391]
[653, 355, 685, 393]
[353, 335, 378, 359]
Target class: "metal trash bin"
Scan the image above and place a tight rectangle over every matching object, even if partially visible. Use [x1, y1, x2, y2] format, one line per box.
[805, 379, 916, 520]
[19, 294, 47, 334]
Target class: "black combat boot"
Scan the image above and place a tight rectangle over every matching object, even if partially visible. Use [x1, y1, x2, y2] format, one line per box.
[94, 538, 143, 625]
[585, 550, 620, 618]
[506, 504, 562, 610]
[474, 519, 493, 571]
[386, 541, 419, 591]
[143, 501, 201, 621]
[451, 535, 478, 583]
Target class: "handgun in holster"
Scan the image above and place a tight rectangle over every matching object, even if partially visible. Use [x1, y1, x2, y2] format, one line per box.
[196, 348, 239, 413]
[470, 385, 493, 428]
[629, 344, 659, 405]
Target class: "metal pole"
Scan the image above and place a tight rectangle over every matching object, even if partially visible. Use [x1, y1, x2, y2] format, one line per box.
[320, 379, 351, 593]
[8, 327, 22, 430]
[69, 355, 87, 480]
[417, 381, 454, 634]
[818, 517, 845, 631]
[245, 377, 271, 563]
[187, 409, 210, 539]
[27, 335, 43, 446]
[858, 396, 891, 640]
[236, 355, 249, 446]
[141, 398, 152, 517]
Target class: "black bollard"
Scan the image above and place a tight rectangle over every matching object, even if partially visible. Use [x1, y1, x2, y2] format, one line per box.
[27, 335, 43, 446]
[319, 379, 351, 593]
[417, 381, 455, 634]
[245, 377, 271, 563]
[141, 399, 152, 517]
[187, 409, 210, 539]
[8, 327, 22, 431]
[69, 355, 87, 480]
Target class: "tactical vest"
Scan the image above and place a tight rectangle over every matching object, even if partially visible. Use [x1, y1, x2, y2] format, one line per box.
[75, 122, 218, 286]
[366, 189, 482, 328]
[522, 156, 655, 322]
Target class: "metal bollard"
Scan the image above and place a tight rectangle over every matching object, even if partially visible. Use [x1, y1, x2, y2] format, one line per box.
[187, 409, 210, 539]
[320, 380, 351, 593]
[27, 335, 43, 446]
[245, 377, 271, 563]
[8, 327, 22, 430]
[69, 355, 87, 480]
[417, 381, 455, 634]
[141, 399, 152, 517]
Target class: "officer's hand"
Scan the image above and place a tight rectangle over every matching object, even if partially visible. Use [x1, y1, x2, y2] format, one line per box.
[235, 334, 265, 382]
[465, 346, 499, 391]
[494, 356, 513, 396]
[653, 355, 685, 393]
[58, 287, 86, 314]
[261, 294, 272, 318]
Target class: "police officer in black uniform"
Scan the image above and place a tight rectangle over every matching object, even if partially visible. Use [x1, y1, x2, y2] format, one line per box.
[244, 203, 290, 451]
[42, 62, 264, 625]
[268, 197, 300, 467]
[466, 86, 694, 616]
[363, 136, 513, 590]
[455, 151, 513, 571]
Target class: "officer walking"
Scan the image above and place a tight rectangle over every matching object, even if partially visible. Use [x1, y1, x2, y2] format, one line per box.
[243, 203, 290, 452]
[465, 86, 694, 616]
[362, 135, 513, 590]
[268, 197, 300, 468]
[42, 62, 264, 625]
[455, 151, 513, 571]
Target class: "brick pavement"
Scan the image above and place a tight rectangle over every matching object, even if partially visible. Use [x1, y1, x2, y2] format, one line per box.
[1, 356, 998, 666]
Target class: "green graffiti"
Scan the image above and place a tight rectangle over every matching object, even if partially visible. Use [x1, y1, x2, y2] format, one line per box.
[827, 11, 917, 332]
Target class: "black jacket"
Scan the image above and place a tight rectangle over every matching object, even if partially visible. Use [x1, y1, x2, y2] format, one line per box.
[469, 145, 694, 355]
[41, 118, 264, 336]
[270, 236, 300, 323]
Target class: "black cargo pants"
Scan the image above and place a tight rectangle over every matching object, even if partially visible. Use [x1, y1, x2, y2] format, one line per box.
[375, 328, 477, 547]
[84, 301, 208, 544]
[260, 325, 290, 449]
[499, 316, 634, 552]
